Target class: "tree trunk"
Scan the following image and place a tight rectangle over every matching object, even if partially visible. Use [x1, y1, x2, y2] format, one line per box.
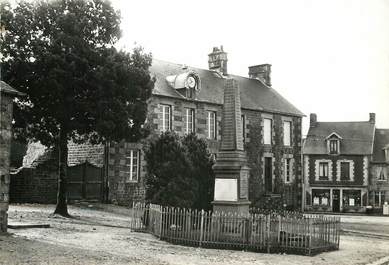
[54, 129, 70, 217]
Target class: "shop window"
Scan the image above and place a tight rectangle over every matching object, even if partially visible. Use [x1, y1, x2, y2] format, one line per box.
[343, 190, 361, 207]
[374, 191, 386, 207]
[312, 189, 330, 206]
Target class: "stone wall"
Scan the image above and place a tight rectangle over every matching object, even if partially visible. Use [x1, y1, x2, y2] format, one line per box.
[10, 160, 58, 204]
[244, 109, 302, 209]
[108, 96, 224, 206]
[0, 93, 13, 232]
[67, 140, 104, 167]
[109, 95, 303, 209]
[368, 163, 389, 208]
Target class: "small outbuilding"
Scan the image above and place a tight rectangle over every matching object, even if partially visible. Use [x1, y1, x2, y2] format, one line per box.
[0, 81, 24, 232]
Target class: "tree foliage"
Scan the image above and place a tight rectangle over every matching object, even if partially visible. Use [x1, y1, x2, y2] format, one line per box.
[144, 132, 215, 210]
[1, 0, 154, 215]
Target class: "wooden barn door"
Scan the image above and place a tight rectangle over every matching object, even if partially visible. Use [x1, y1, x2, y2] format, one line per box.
[67, 162, 103, 201]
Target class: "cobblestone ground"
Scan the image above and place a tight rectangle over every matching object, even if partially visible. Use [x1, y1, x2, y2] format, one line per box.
[0, 204, 388, 265]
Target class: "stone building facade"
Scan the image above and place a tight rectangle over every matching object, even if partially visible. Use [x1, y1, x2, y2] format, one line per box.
[0, 81, 23, 232]
[369, 129, 389, 211]
[108, 47, 304, 209]
[303, 113, 375, 213]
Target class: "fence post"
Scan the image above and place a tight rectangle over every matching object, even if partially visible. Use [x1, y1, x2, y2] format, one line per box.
[266, 215, 271, 253]
[199, 209, 205, 248]
[159, 206, 163, 239]
[277, 215, 281, 245]
[308, 218, 312, 255]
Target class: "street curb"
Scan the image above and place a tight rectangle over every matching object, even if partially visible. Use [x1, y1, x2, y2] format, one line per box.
[342, 229, 389, 239]
[8, 223, 50, 229]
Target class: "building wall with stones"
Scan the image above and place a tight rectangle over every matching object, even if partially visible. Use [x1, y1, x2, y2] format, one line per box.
[109, 94, 303, 209]
[0, 90, 15, 232]
[77, 48, 304, 208]
[107, 96, 223, 206]
[244, 110, 302, 209]
[369, 163, 389, 210]
[67, 141, 104, 167]
[10, 160, 58, 204]
[9, 139, 104, 204]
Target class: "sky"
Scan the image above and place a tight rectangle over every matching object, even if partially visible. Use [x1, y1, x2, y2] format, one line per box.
[113, 0, 389, 135]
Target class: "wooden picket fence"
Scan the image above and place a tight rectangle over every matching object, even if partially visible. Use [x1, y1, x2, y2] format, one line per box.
[129, 203, 340, 256]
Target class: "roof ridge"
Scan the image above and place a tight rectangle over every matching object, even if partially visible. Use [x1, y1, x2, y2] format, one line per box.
[154, 58, 259, 82]
[151, 58, 305, 117]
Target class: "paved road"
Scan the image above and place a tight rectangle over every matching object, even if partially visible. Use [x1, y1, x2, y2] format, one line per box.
[333, 214, 389, 237]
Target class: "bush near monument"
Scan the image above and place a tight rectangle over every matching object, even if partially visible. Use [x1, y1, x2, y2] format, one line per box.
[144, 132, 214, 210]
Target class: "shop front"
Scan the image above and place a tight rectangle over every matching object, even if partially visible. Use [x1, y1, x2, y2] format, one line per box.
[309, 187, 367, 213]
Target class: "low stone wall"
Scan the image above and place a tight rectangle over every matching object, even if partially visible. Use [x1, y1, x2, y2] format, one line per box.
[10, 166, 58, 204]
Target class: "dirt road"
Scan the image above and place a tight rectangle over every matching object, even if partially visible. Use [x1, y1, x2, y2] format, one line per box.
[1, 204, 388, 265]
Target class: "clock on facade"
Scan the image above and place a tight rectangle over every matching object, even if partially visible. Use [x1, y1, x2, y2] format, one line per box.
[187, 76, 196, 88]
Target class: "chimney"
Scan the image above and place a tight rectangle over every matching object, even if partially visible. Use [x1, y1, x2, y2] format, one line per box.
[369, 113, 376, 124]
[208, 46, 228, 76]
[310, 113, 317, 127]
[248, 64, 272, 86]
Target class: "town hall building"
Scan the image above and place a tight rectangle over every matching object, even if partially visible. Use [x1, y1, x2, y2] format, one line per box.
[107, 46, 304, 209]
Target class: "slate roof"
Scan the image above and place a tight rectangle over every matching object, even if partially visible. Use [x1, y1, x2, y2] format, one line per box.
[0, 81, 25, 96]
[372, 129, 389, 162]
[150, 59, 304, 117]
[303, 121, 375, 155]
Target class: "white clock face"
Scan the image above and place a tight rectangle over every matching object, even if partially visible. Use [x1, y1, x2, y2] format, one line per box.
[187, 76, 196, 88]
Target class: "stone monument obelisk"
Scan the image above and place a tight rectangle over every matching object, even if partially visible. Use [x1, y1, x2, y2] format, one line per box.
[212, 78, 250, 214]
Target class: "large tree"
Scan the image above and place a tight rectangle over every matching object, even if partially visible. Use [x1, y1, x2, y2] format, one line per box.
[0, 0, 154, 216]
[144, 132, 214, 209]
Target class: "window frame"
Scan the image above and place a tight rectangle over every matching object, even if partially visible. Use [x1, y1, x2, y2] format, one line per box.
[124, 149, 140, 182]
[319, 162, 329, 180]
[160, 104, 172, 132]
[285, 158, 292, 183]
[207, 111, 217, 139]
[241, 114, 245, 143]
[374, 191, 386, 207]
[184, 108, 195, 134]
[340, 162, 350, 181]
[283, 121, 292, 146]
[312, 189, 330, 206]
[329, 139, 339, 154]
[378, 169, 386, 181]
[263, 118, 272, 145]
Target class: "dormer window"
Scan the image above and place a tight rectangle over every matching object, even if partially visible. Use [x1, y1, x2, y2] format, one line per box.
[329, 140, 338, 154]
[326, 132, 342, 155]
